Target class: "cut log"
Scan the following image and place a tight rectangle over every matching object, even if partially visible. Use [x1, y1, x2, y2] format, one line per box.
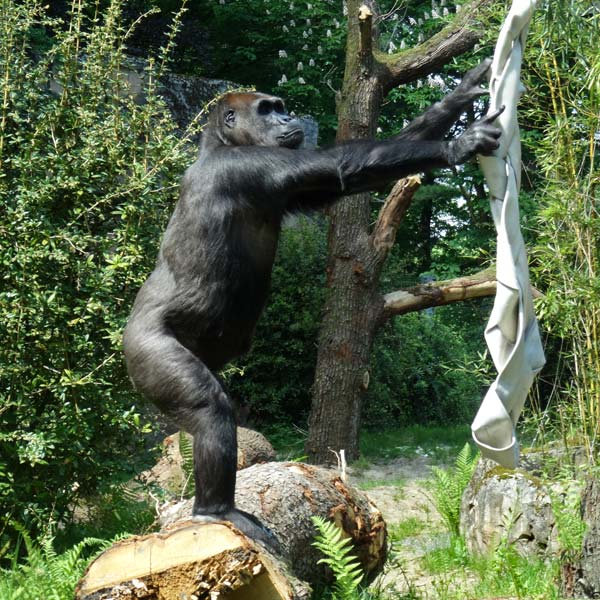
[76, 521, 308, 600]
[140, 427, 276, 495]
[77, 462, 387, 599]
[236, 427, 277, 469]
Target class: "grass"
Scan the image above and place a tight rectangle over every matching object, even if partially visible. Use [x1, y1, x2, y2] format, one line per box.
[416, 539, 561, 599]
[360, 425, 472, 463]
[356, 477, 407, 491]
[262, 423, 473, 464]
[388, 516, 427, 542]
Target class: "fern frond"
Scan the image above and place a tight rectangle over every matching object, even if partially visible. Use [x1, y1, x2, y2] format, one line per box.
[311, 516, 364, 600]
[430, 443, 478, 537]
[1, 531, 107, 600]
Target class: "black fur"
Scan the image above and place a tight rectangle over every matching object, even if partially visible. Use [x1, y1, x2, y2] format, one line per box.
[123, 59, 501, 544]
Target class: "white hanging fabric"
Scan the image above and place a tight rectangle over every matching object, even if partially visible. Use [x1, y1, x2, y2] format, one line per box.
[472, 0, 546, 469]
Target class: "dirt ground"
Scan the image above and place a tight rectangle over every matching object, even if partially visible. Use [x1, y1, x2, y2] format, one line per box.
[347, 456, 454, 598]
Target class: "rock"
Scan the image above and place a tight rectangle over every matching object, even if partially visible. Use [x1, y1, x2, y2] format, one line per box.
[460, 458, 559, 557]
[568, 477, 600, 598]
[159, 72, 234, 133]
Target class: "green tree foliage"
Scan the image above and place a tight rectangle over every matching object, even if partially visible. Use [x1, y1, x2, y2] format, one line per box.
[226, 218, 327, 425]
[0, 0, 196, 548]
[365, 311, 486, 428]
[525, 0, 600, 459]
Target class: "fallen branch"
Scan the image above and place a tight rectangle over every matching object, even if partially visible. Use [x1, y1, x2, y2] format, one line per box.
[382, 267, 497, 319]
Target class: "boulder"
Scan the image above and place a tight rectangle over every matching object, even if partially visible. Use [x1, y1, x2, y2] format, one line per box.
[460, 458, 559, 557]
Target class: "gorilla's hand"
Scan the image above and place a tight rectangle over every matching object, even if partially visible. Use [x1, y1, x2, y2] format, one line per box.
[453, 57, 493, 104]
[447, 107, 504, 165]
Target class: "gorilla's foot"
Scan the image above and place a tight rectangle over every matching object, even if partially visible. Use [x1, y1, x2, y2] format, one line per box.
[192, 507, 280, 552]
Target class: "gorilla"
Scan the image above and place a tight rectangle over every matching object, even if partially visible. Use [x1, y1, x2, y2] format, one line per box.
[123, 59, 501, 544]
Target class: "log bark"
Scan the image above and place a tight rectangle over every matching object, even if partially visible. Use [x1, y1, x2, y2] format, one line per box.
[237, 427, 277, 469]
[77, 462, 386, 599]
[140, 428, 276, 495]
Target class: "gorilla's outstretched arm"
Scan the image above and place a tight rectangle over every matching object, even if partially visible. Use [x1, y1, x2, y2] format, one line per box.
[211, 106, 501, 214]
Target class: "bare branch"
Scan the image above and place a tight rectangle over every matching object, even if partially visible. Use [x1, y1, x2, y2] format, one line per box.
[375, 0, 496, 92]
[382, 268, 496, 319]
[358, 5, 374, 69]
[370, 175, 421, 258]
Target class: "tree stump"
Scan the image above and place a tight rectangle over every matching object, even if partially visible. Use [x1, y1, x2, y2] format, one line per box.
[76, 462, 387, 599]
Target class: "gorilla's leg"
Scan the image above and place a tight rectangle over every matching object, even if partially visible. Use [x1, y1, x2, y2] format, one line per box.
[123, 319, 276, 547]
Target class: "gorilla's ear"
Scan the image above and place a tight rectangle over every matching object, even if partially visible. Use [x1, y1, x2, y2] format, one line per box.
[224, 109, 236, 128]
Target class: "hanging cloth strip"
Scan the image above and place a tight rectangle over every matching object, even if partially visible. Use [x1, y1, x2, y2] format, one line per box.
[471, 0, 546, 469]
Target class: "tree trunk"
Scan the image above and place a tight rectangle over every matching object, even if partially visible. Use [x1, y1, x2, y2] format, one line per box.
[76, 462, 387, 600]
[306, 0, 495, 465]
[306, 1, 383, 464]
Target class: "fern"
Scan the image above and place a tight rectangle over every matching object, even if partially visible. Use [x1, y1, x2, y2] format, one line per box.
[430, 443, 478, 537]
[311, 516, 364, 600]
[0, 526, 107, 600]
[178, 430, 195, 498]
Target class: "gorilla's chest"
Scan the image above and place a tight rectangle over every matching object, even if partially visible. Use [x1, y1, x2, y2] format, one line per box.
[226, 212, 280, 311]
[238, 212, 280, 273]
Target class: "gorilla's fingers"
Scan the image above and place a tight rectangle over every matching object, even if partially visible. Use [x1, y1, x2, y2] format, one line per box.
[485, 105, 506, 123]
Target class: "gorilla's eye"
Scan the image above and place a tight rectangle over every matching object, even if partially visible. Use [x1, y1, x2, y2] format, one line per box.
[224, 110, 235, 124]
[257, 101, 273, 115]
[274, 101, 285, 114]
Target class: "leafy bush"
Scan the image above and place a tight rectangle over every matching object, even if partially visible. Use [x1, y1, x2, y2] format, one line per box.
[0, 0, 197, 550]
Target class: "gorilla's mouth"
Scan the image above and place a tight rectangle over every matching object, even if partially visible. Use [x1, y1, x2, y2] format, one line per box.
[277, 128, 304, 148]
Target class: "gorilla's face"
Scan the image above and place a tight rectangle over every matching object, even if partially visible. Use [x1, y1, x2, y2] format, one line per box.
[218, 93, 305, 149]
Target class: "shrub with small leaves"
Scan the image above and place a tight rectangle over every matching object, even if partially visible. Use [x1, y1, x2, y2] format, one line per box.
[0, 0, 199, 552]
